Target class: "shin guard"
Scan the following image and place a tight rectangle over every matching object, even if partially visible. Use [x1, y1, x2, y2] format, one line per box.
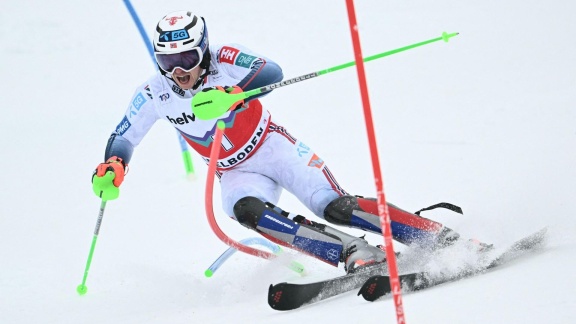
[324, 195, 450, 247]
[233, 197, 343, 266]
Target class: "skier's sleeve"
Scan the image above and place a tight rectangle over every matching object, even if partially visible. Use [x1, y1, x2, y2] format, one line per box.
[216, 44, 283, 102]
[103, 83, 159, 163]
[104, 133, 134, 163]
[236, 59, 282, 102]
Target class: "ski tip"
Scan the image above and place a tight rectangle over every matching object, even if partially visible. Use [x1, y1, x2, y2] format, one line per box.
[532, 227, 549, 246]
[521, 227, 549, 248]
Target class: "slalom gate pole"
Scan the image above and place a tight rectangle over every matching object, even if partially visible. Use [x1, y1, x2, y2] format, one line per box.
[204, 121, 276, 260]
[192, 31, 458, 120]
[205, 237, 305, 277]
[345, 1, 405, 323]
[204, 122, 307, 273]
[205, 237, 283, 277]
[77, 200, 107, 295]
[122, 0, 195, 176]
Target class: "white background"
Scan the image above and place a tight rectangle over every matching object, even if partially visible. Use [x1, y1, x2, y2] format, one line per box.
[1, 0, 574, 323]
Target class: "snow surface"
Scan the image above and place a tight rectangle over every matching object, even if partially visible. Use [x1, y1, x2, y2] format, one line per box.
[1, 0, 575, 323]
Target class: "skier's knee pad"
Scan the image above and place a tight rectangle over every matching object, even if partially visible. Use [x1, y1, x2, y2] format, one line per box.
[323, 195, 359, 226]
[233, 196, 267, 229]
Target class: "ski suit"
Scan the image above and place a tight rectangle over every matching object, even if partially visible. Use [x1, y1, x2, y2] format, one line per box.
[103, 43, 452, 268]
[106, 43, 344, 218]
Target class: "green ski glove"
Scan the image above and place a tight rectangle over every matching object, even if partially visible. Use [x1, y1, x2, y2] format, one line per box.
[92, 171, 120, 201]
[192, 86, 246, 120]
[92, 156, 126, 201]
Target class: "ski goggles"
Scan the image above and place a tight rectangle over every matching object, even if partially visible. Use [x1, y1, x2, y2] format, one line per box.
[155, 47, 204, 74]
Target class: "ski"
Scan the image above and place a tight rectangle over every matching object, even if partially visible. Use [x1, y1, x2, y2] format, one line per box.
[358, 227, 548, 301]
[268, 261, 392, 311]
[268, 227, 547, 310]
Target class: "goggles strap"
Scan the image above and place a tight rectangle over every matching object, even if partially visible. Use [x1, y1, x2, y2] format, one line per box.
[192, 50, 212, 90]
[158, 63, 168, 76]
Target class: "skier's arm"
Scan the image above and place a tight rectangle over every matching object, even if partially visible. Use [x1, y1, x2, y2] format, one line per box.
[236, 58, 283, 102]
[92, 83, 159, 200]
[216, 44, 283, 102]
[104, 133, 134, 163]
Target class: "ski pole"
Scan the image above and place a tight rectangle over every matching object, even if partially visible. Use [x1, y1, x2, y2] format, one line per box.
[192, 31, 459, 120]
[122, 0, 195, 177]
[77, 200, 107, 295]
[177, 134, 195, 176]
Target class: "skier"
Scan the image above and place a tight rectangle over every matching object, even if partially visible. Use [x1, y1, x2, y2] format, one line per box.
[92, 10, 489, 274]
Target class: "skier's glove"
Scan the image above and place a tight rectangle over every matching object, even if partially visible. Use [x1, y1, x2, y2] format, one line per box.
[192, 85, 245, 120]
[92, 156, 127, 201]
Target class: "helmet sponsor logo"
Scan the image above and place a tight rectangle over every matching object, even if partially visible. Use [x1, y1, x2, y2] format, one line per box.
[159, 29, 189, 42]
[235, 53, 257, 68]
[130, 92, 147, 117]
[115, 116, 131, 135]
[219, 46, 239, 64]
[165, 16, 183, 26]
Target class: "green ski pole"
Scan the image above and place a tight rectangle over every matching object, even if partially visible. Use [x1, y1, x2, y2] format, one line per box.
[77, 200, 107, 295]
[192, 32, 459, 120]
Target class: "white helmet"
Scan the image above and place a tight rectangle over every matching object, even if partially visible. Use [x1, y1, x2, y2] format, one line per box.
[153, 11, 210, 75]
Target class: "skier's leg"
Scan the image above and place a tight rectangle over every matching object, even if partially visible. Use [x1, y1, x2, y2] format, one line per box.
[251, 126, 460, 249]
[220, 123, 345, 218]
[233, 196, 386, 273]
[263, 123, 348, 217]
[220, 168, 282, 219]
[323, 195, 462, 249]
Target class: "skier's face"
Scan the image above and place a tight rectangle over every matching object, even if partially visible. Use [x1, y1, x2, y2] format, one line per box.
[172, 66, 202, 90]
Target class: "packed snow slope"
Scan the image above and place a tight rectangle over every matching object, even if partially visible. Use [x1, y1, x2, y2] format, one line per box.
[1, 0, 574, 323]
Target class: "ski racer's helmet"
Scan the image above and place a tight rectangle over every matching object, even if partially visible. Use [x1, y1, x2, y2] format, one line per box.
[153, 11, 210, 76]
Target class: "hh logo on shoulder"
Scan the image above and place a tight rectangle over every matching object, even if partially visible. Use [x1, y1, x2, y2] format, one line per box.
[219, 46, 239, 64]
[219, 46, 257, 68]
